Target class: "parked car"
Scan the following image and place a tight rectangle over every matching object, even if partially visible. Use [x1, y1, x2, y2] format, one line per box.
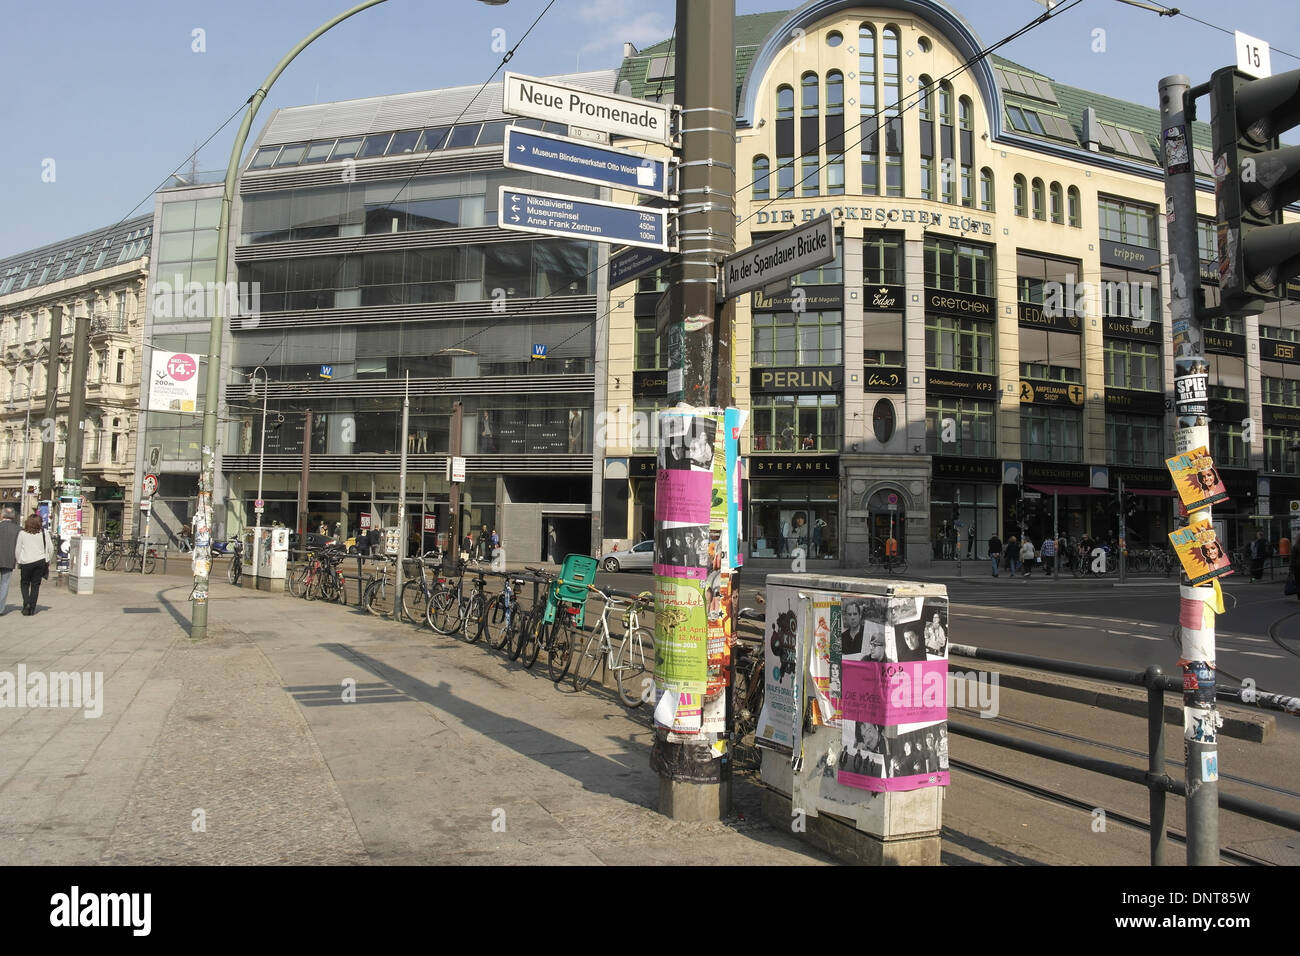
[601, 539, 654, 573]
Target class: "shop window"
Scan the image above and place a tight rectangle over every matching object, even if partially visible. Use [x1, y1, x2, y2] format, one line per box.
[1020, 406, 1083, 462]
[1103, 339, 1161, 391]
[751, 394, 840, 452]
[925, 397, 994, 457]
[926, 314, 994, 374]
[1106, 412, 1163, 467]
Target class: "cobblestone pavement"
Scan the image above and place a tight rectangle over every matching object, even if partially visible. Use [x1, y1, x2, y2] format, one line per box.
[0, 572, 832, 866]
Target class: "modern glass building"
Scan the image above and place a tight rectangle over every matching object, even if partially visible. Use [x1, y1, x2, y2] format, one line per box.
[174, 72, 620, 560]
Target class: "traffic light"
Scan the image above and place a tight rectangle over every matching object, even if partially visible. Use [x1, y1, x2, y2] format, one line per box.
[951, 501, 960, 523]
[1210, 66, 1300, 313]
[1124, 492, 1138, 519]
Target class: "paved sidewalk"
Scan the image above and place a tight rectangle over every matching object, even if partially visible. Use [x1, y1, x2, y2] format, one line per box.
[0, 572, 831, 866]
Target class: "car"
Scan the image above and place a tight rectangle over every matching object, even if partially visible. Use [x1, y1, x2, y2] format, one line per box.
[601, 539, 654, 573]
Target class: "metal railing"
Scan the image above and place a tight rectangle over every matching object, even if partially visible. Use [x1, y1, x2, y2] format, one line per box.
[947, 641, 1300, 866]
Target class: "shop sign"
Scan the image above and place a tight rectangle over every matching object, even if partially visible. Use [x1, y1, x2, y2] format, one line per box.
[633, 370, 668, 398]
[751, 366, 843, 393]
[925, 289, 995, 318]
[749, 455, 838, 477]
[932, 456, 1001, 483]
[925, 369, 996, 397]
[1263, 405, 1300, 428]
[1099, 239, 1159, 272]
[1023, 462, 1089, 485]
[1204, 330, 1246, 355]
[1104, 388, 1168, 415]
[1017, 301, 1081, 332]
[1262, 338, 1300, 364]
[864, 367, 906, 392]
[630, 456, 657, 477]
[752, 283, 844, 312]
[1103, 316, 1161, 342]
[1019, 380, 1085, 407]
[863, 285, 905, 312]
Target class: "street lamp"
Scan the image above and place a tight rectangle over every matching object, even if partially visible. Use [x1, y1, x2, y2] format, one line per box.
[9, 382, 32, 518]
[249, 366, 269, 526]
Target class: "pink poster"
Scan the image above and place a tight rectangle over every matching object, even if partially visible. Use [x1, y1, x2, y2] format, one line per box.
[654, 468, 712, 524]
[842, 660, 948, 726]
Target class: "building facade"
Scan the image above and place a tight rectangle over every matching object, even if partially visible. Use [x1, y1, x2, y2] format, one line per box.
[0, 217, 152, 534]
[597, 1, 1300, 568]
[141, 73, 623, 559]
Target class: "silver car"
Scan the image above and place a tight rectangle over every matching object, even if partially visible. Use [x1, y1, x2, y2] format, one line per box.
[602, 539, 654, 572]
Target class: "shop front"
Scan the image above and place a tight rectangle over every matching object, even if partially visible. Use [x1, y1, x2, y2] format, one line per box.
[1015, 461, 1108, 545]
[748, 455, 839, 560]
[930, 456, 1000, 560]
[1215, 468, 1260, 553]
[1110, 465, 1176, 549]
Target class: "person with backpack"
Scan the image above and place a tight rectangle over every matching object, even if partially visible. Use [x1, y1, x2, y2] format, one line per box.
[987, 531, 1003, 577]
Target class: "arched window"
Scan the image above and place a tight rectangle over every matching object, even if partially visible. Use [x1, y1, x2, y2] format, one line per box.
[1013, 174, 1027, 217]
[1067, 185, 1082, 227]
[1049, 182, 1064, 223]
[958, 96, 973, 131]
[826, 71, 845, 195]
[776, 85, 794, 121]
[980, 168, 994, 212]
[918, 75, 933, 121]
[1031, 177, 1046, 220]
[860, 25, 878, 194]
[753, 156, 770, 199]
[801, 72, 819, 116]
[938, 82, 954, 203]
[801, 72, 820, 196]
[882, 26, 902, 197]
[872, 399, 896, 443]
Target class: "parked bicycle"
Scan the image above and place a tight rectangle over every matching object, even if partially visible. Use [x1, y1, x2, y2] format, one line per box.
[570, 585, 653, 706]
[228, 541, 244, 585]
[427, 564, 488, 639]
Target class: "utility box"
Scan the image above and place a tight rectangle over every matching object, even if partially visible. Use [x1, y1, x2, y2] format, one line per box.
[756, 573, 949, 865]
[67, 536, 96, 595]
[248, 525, 289, 592]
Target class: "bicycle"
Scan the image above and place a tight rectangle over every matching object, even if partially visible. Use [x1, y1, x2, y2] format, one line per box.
[482, 572, 525, 653]
[570, 585, 653, 706]
[511, 566, 555, 665]
[228, 542, 244, 585]
[864, 551, 908, 575]
[427, 564, 488, 639]
[122, 539, 157, 574]
[361, 554, 397, 614]
[399, 551, 445, 625]
[99, 537, 125, 570]
[730, 633, 766, 769]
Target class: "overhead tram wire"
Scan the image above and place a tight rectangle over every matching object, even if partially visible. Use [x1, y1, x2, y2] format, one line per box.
[1142, 1, 1299, 62]
[442, 0, 1091, 361]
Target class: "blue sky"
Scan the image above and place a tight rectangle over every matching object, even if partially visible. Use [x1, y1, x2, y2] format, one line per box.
[1, 0, 1297, 259]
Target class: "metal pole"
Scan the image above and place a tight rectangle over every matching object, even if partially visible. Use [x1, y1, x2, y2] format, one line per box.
[16, 384, 31, 519]
[1159, 73, 1219, 865]
[393, 372, 409, 621]
[39, 305, 63, 502]
[955, 488, 962, 577]
[1053, 491, 1060, 578]
[189, 0, 391, 640]
[298, 409, 312, 538]
[653, 0, 736, 822]
[1145, 665, 1168, 866]
[449, 400, 463, 564]
[1118, 474, 1127, 584]
[254, 367, 267, 526]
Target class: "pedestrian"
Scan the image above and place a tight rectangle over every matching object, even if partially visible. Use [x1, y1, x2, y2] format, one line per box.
[490, 528, 500, 554]
[16, 513, 55, 616]
[1020, 536, 1036, 578]
[1004, 534, 1020, 577]
[1041, 533, 1056, 576]
[967, 524, 976, 558]
[0, 507, 18, 615]
[1250, 530, 1271, 582]
[987, 530, 1002, 577]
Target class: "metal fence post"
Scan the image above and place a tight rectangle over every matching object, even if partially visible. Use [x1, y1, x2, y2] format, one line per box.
[1145, 665, 1167, 866]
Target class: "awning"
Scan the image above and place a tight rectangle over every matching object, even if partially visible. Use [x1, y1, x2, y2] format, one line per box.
[1027, 484, 1106, 496]
[1132, 487, 1177, 497]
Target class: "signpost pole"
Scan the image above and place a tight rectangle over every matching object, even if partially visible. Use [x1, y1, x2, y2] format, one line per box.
[1160, 73, 1219, 864]
[653, 0, 736, 822]
[393, 371, 409, 621]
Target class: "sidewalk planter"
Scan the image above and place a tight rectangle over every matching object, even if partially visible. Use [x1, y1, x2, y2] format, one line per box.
[757, 573, 948, 865]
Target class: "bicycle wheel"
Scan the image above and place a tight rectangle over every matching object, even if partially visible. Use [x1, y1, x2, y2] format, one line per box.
[615, 627, 652, 708]
[462, 592, 487, 643]
[572, 625, 605, 692]
[522, 612, 544, 670]
[482, 595, 510, 650]
[227, 560, 240, 585]
[144, 553, 157, 574]
[427, 590, 459, 635]
[400, 580, 427, 624]
[509, 608, 533, 661]
[547, 616, 575, 682]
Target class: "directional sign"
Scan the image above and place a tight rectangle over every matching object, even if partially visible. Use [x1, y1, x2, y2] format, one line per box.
[499, 186, 672, 251]
[503, 126, 670, 198]
[503, 71, 675, 146]
[610, 245, 671, 288]
[722, 215, 836, 299]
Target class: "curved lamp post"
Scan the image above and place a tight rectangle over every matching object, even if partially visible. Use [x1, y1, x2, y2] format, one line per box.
[191, 0, 510, 638]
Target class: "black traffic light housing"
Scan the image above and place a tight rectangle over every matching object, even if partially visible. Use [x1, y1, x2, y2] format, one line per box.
[1210, 66, 1300, 314]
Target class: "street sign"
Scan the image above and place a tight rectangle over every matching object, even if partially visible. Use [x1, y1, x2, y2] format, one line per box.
[1023, 492, 1043, 499]
[255, 498, 265, 511]
[610, 245, 670, 288]
[141, 474, 159, 498]
[503, 126, 671, 198]
[1290, 499, 1300, 515]
[532, 344, 548, 360]
[139, 499, 152, 513]
[502, 71, 675, 147]
[449, 456, 467, 483]
[1235, 30, 1272, 78]
[319, 364, 333, 379]
[498, 186, 672, 251]
[722, 215, 836, 299]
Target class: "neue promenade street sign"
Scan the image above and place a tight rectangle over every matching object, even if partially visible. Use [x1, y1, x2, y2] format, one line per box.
[503, 126, 671, 198]
[502, 71, 676, 147]
[498, 186, 673, 251]
[722, 215, 836, 299]
[610, 245, 672, 287]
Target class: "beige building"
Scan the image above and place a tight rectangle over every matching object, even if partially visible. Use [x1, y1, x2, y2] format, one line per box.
[597, 1, 1300, 567]
[0, 216, 152, 535]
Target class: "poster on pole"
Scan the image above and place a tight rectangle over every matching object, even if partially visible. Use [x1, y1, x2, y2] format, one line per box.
[756, 585, 803, 757]
[148, 352, 200, 412]
[1166, 446, 1229, 512]
[1169, 519, 1234, 585]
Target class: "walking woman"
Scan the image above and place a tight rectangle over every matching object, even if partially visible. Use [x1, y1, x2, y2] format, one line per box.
[16, 514, 55, 615]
